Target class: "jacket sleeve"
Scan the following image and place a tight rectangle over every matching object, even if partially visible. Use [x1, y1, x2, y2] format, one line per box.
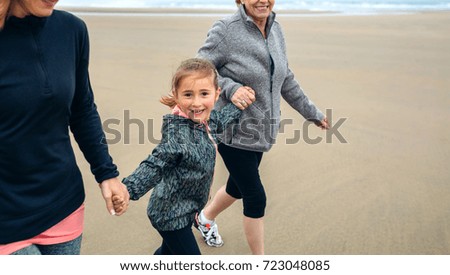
[197, 20, 242, 100]
[209, 103, 242, 135]
[69, 20, 119, 183]
[122, 141, 182, 201]
[281, 67, 325, 122]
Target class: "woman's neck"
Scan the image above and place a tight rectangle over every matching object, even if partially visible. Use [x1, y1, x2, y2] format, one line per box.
[9, 1, 29, 18]
[254, 18, 267, 38]
[0, 0, 10, 29]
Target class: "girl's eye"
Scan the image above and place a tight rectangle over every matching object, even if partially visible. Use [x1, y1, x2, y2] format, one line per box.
[183, 93, 192, 98]
[201, 92, 210, 96]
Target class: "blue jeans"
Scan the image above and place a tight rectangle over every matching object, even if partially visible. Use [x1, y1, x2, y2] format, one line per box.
[10, 235, 82, 255]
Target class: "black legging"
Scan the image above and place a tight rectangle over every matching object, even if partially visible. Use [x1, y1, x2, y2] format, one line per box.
[219, 143, 266, 218]
[154, 224, 201, 255]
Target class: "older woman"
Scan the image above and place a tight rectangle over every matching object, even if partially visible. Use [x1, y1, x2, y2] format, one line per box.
[196, 0, 329, 254]
[0, 0, 129, 255]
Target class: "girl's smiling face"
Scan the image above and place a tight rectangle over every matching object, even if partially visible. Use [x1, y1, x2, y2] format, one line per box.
[175, 72, 220, 123]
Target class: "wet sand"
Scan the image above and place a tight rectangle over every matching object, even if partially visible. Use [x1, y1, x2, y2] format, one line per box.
[66, 9, 450, 254]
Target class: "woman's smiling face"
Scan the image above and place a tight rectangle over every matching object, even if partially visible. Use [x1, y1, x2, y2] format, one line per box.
[242, 0, 275, 23]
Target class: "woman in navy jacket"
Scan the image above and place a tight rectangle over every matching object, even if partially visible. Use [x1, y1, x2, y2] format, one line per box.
[0, 0, 129, 255]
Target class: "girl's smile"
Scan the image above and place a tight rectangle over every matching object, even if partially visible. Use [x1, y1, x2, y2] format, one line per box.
[175, 73, 220, 123]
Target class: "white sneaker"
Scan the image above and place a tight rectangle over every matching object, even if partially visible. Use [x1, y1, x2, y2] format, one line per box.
[194, 213, 224, 247]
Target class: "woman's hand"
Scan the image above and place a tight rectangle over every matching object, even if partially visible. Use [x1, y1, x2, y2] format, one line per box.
[99, 177, 130, 216]
[231, 86, 256, 110]
[315, 117, 330, 130]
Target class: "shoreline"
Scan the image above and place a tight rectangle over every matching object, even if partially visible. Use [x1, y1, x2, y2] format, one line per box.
[57, 7, 333, 16]
[57, 6, 450, 17]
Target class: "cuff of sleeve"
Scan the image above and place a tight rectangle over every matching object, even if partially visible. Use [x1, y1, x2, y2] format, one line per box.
[307, 110, 325, 124]
[122, 177, 140, 201]
[225, 84, 242, 101]
[95, 170, 120, 184]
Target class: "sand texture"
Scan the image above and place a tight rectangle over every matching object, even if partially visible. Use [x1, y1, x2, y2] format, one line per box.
[67, 10, 450, 254]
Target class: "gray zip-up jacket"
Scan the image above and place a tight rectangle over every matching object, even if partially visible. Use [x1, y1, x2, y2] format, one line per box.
[123, 104, 240, 232]
[198, 5, 324, 152]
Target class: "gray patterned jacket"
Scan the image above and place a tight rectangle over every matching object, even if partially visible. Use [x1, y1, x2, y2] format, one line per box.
[198, 5, 324, 152]
[123, 104, 240, 231]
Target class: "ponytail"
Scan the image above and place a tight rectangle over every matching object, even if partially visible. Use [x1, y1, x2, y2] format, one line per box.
[160, 91, 177, 108]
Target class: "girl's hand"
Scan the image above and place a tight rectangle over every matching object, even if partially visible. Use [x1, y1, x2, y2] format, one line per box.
[231, 86, 256, 110]
[112, 195, 127, 214]
[99, 177, 129, 216]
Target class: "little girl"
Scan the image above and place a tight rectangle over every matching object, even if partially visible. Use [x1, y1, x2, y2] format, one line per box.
[121, 58, 250, 255]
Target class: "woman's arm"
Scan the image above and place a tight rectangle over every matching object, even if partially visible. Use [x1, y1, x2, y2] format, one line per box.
[197, 20, 243, 101]
[69, 21, 130, 215]
[281, 67, 326, 125]
[69, 22, 119, 183]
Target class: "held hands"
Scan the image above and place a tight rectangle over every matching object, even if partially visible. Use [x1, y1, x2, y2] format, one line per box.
[231, 86, 256, 110]
[112, 195, 127, 214]
[99, 177, 130, 216]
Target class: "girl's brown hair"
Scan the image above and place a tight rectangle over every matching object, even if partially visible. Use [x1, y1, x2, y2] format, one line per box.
[160, 58, 219, 108]
[235, 0, 242, 6]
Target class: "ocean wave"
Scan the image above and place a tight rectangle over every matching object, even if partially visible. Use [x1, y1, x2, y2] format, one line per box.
[57, 0, 450, 13]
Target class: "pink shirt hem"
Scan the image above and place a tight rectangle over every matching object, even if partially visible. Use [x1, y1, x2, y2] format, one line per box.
[0, 204, 85, 255]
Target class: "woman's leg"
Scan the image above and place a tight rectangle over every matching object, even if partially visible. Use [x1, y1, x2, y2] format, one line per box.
[35, 235, 82, 255]
[215, 144, 266, 254]
[243, 216, 264, 255]
[10, 245, 42, 255]
[203, 185, 237, 220]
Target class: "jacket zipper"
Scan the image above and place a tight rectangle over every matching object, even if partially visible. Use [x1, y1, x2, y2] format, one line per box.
[253, 21, 275, 121]
[31, 28, 51, 94]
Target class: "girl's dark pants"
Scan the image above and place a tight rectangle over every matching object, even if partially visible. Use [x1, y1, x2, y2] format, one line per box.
[154, 224, 201, 255]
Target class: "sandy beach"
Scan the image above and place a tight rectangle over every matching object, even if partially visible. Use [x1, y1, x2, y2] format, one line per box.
[65, 8, 450, 254]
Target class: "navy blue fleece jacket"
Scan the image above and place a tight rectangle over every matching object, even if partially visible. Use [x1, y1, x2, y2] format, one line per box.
[0, 11, 118, 244]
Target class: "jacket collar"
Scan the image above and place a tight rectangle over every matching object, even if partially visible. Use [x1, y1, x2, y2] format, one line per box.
[6, 14, 47, 30]
[168, 105, 209, 131]
[172, 105, 190, 119]
[238, 4, 276, 36]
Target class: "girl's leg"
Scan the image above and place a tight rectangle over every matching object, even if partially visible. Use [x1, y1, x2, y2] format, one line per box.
[36, 235, 82, 255]
[158, 225, 201, 255]
[154, 239, 172, 255]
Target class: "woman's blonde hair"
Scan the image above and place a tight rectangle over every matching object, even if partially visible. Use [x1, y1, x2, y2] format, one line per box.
[160, 58, 219, 108]
[0, 0, 11, 30]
